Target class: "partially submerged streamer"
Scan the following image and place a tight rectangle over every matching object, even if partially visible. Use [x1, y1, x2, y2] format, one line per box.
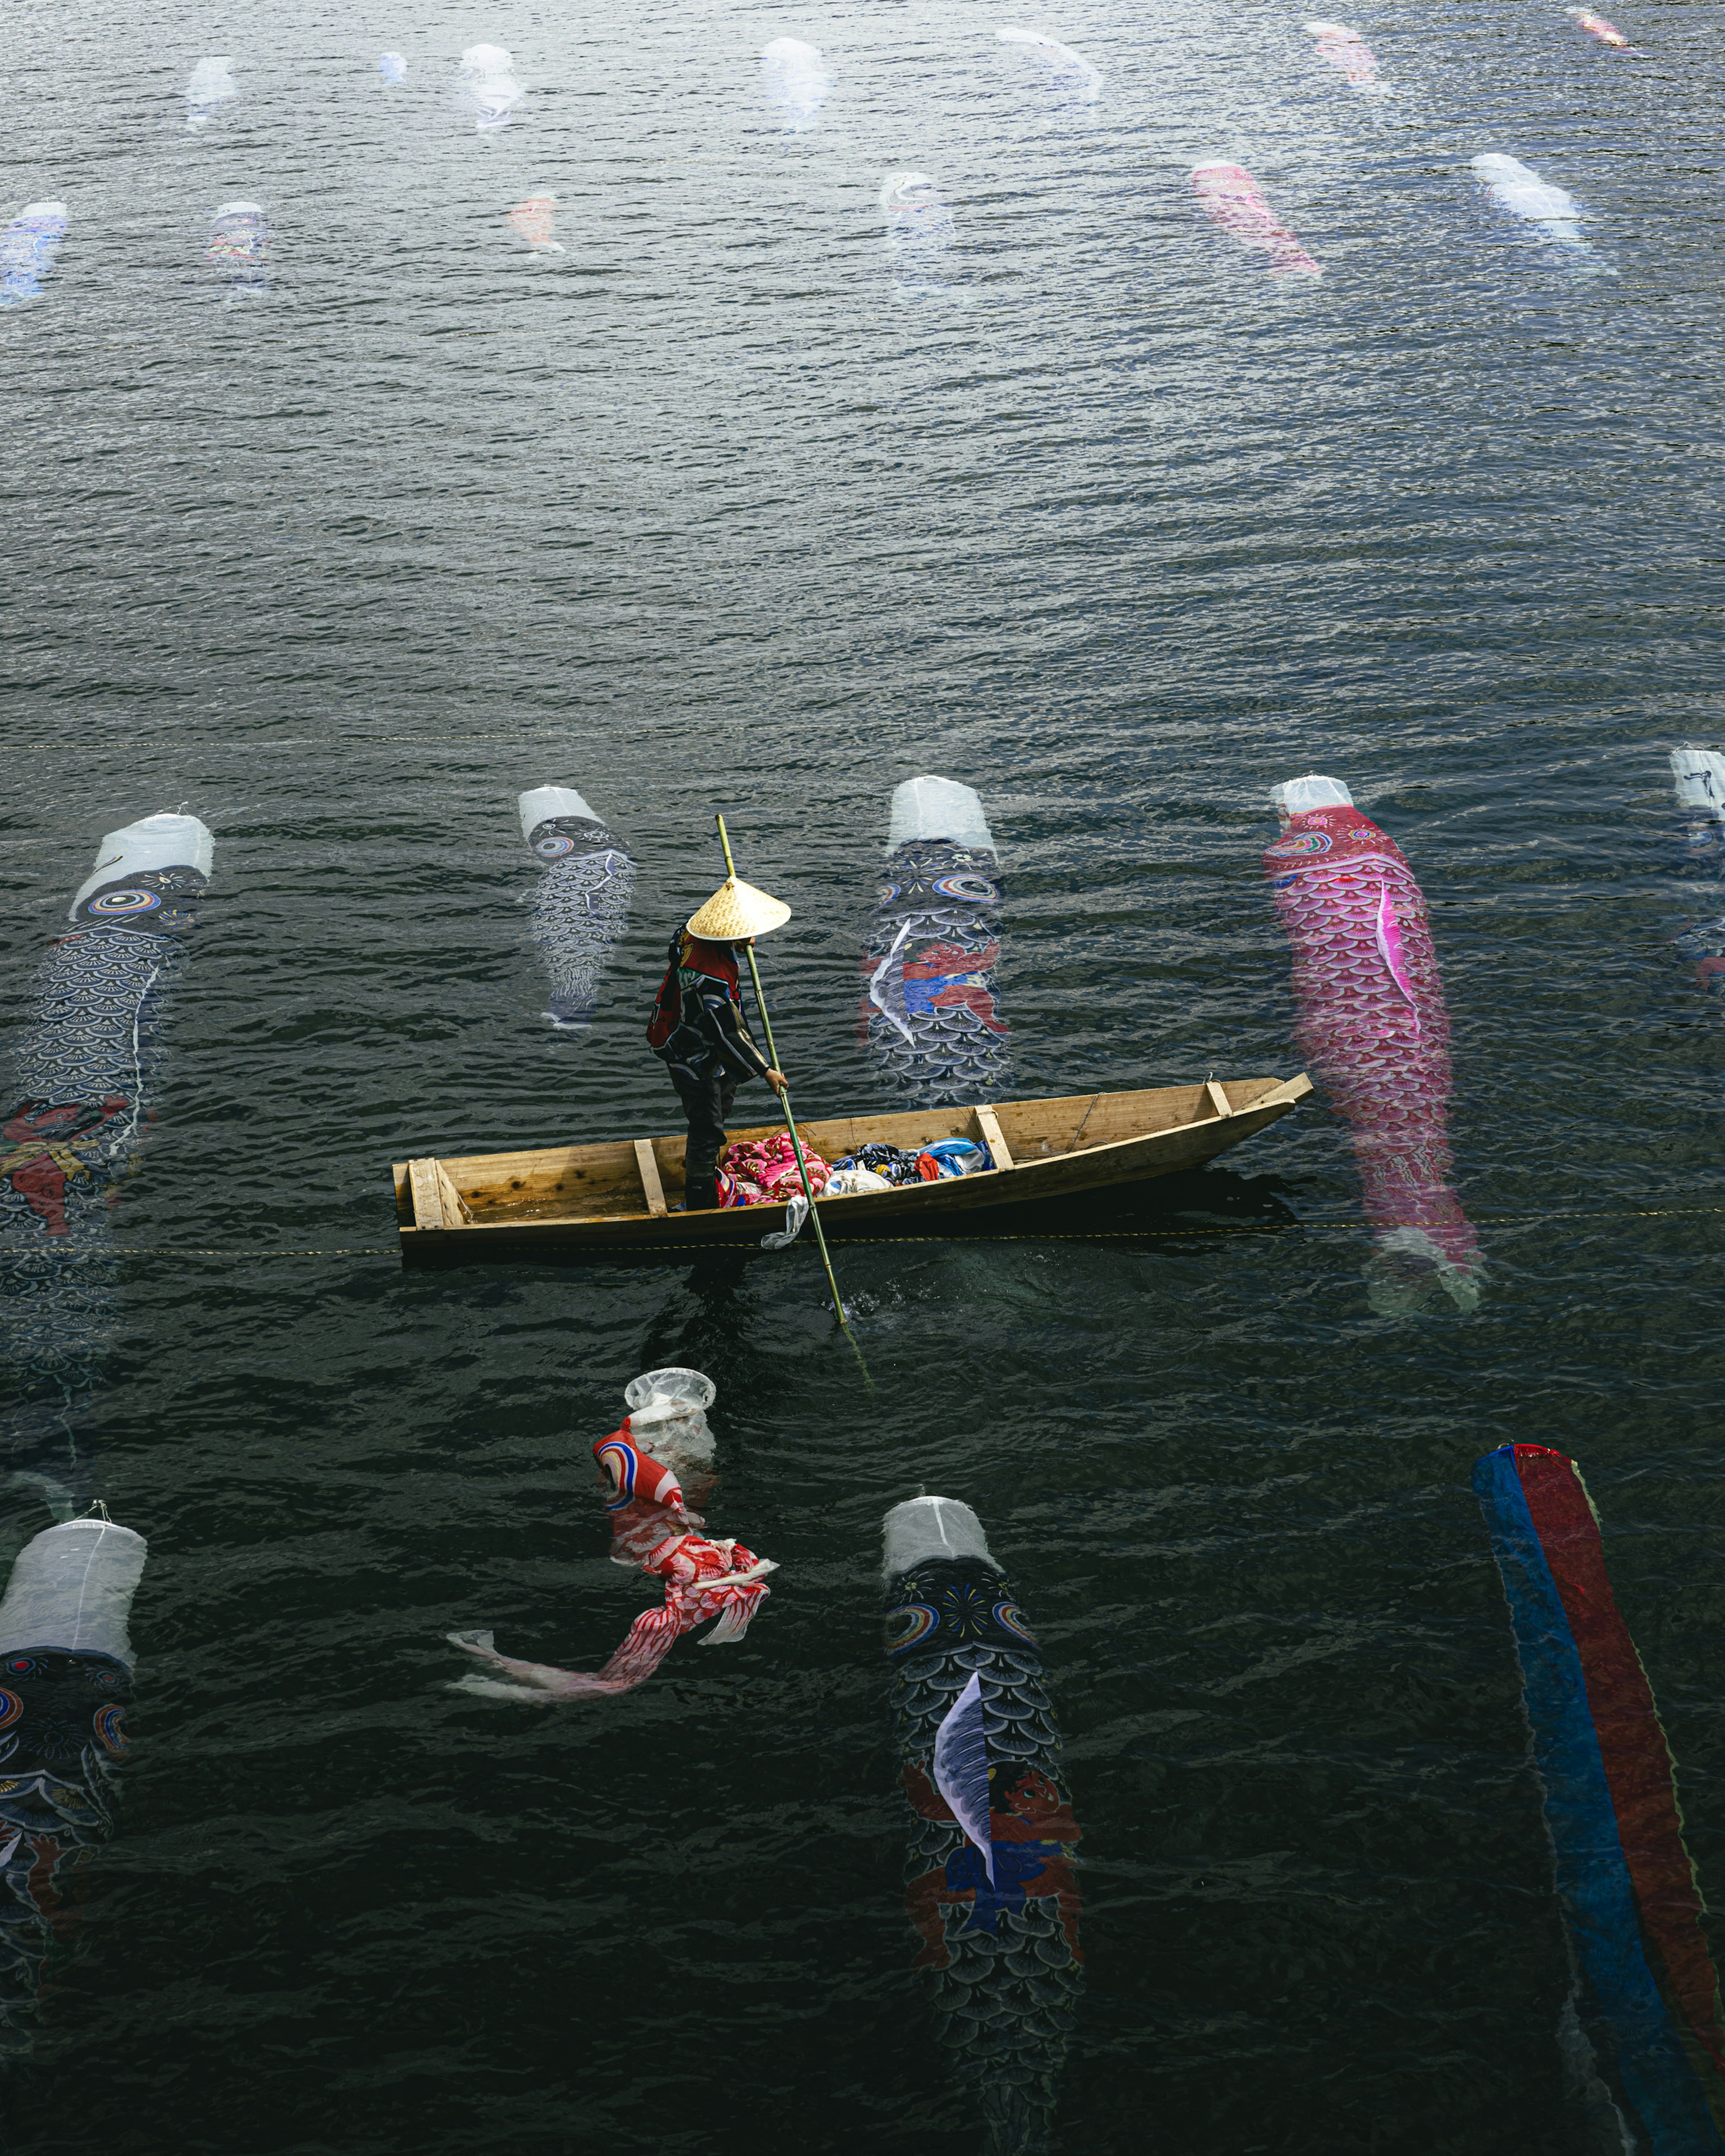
[1301, 19, 1388, 91]
[1, 814, 213, 1508]
[506, 195, 563, 253]
[1191, 163, 1321, 278]
[448, 1369, 776, 1700]
[883, 1496, 1082, 2156]
[205, 201, 270, 299]
[861, 777, 1008, 1107]
[1668, 750, 1725, 999]
[185, 56, 236, 130]
[517, 784, 635, 1029]
[1567, 7, 1635, 48]
[0, 203, 67, 309]
[1473, 1445, 1725, 2147]
[0, 1513, 147, 2055]
[458, 44, 524, 132]
[880, 172, 953, 294]
[760, 38, 831, 131]
[995, 27, 1103, 105]
[1262, 774, 1482, 1313]
[1472, 153, 1586, 245]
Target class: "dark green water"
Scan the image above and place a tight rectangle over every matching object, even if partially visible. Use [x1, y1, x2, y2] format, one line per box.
[2, 0, 1724, 2146]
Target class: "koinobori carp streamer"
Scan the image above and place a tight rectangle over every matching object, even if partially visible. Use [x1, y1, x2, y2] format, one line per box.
[883, 1497, 1083, 2156]
[457, 44, 523, 131]
[0, 1515, 148, 2055]
[516, 785, 635, 1029]
[1567, 7, 1635, 48]
[447, 1369, 775, 1700]
[1668, 750, 1725, 999]
[205, 201, 270, 297]
[0, 203, 67, 308]
[861, 777, 1008, 1106]
[1473, 1445, 1725, 2148]
[995, 27, 1103, 103]
[1263, 775, 1482, 1312]
[1, 814, 213, 1507]
[184, 56, 236, 129]
[760, 38, 831, 130]
[1191, 163, 1321, 277]
[506, 195, 563, 253]
[1301, 19, 1387, 89]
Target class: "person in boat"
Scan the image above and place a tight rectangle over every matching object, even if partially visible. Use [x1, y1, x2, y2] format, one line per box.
[647, 874, 789, 1211]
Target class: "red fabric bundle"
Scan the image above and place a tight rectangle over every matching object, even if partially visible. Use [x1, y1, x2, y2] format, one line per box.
[719, 1131, 830, 1206]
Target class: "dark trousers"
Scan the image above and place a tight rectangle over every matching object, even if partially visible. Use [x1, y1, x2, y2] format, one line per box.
[668, 1062, 738, 1207]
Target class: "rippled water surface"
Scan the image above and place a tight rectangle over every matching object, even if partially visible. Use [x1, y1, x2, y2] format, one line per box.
[3, 0, 1725, 2145]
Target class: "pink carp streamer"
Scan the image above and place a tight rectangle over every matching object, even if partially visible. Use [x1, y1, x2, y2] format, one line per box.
[1567, 6, 1634, 46]
[507, 194, 564, 253]
[1263, 777, 1484, 1312]
[1191, 164, 1321, 278]
[1302, 19, 1385, 88]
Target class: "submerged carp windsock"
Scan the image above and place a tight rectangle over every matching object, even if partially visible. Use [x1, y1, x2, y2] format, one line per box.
[517, 785, 634, 1029]
[1, 814, 212, 1499]
[861, 777, 1008, 1107]
[449, 1368, 776, 1701]
[1473, 154, 1585, 244]
[995, 28, 1103, 105]
[205, 201, 270, 298]
[1191, 163, 1321, 277]
[1302, 19, 1388, 90]
[1473, 1445, 1725, 2149]
[458, 44, 523, 131]
[761, 38, 831, 131]
[506, 195, 563, 252]
[1263, 775, 1482, 1312]
[0, 203, 67, 309]
[881, 172, 953, 293]
[0, 1513, 146, 2056]
[1669, 751, 1725, 998]
[184, 56, 236, 129]
[883, 1497, 1082, 2156]
[1568, 7, 1636, 48]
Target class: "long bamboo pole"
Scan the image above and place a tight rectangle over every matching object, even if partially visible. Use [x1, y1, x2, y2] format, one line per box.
[713, 813, 858, 1343]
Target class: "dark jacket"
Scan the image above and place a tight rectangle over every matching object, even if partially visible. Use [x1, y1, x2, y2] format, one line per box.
[647, 932, 774, 1083]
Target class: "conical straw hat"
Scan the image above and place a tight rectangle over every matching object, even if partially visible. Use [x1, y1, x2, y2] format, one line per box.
[686, 875, 792, 941]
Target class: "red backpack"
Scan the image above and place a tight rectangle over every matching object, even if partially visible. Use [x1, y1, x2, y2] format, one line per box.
[646, 932, 739, 1052]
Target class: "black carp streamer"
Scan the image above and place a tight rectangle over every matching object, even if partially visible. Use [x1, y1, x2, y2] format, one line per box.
[862, 778, 1010, 1106]
[0, 1513, 146, 2055]
[0, 813, 212, 1505]
[517, 785, 636, 1031]
[883, 1496, 1082, 2156]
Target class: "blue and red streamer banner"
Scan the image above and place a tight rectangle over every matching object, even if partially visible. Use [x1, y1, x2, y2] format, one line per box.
[1473, 1442, 1725, 2152]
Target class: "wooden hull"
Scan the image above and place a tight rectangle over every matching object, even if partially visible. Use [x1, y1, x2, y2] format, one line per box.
[393, 1074, 1311, 1266]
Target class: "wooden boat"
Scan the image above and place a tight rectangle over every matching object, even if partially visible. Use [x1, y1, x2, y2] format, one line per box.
[393, 1074, 1311, 1264]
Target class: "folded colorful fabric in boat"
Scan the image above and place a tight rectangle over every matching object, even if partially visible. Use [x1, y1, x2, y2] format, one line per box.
[719, 1131, 831, 1204]
[922, 1138, 994, 1176]
[833, 1142, 924, 1186]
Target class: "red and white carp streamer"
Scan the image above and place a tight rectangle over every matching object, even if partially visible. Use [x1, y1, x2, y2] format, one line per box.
[447, 1370, 776, 1700]
[1191, 164, 1321, 278]
[1567, 6, 1634, 47]
[1263, 777, 1484, 1313]
[506, 195, 563, 253]
[1302, 20, 1387, 90]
